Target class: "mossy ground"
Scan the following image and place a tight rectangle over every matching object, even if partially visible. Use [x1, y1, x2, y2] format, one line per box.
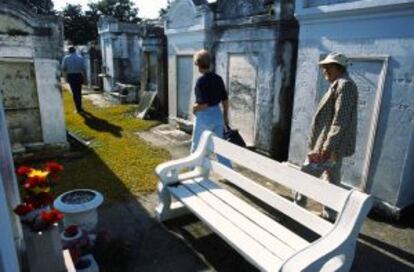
[56, 88, 170, 201]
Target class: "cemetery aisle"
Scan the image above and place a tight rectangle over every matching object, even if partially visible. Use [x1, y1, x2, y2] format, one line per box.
[58, 86, 170, 201]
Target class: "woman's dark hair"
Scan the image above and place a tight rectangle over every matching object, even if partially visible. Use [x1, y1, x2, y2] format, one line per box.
[68, 46, 76, 53]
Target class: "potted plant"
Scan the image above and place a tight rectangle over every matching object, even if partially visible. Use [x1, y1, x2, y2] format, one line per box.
[13, 162, 66, 272]
[14, 161, 65, 230]
[54, 189, 104, 232]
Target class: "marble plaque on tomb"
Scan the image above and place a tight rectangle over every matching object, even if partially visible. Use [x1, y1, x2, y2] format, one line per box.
[0, 61, 43, 144]
[315, 57, 387, 189]
[306, 0, 359, 8]
[177, 56, 195, 121]
[228, 54, 258, 146]
[0, 62, 39, 109]
[217, 0, 268, 19]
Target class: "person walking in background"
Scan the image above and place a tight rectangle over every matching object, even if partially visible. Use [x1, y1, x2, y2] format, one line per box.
[192, 49, 231, 167]
[62, 46, 86, 113]
[295, 52, 358, 221]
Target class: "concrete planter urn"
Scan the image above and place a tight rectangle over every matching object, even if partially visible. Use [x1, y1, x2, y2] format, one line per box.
[54, 189, 103, 232]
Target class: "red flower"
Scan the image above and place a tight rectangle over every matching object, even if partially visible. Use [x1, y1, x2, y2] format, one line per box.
[40, 209, 64, 224]
[17, 166, 32, 176]
[23, 176, 46, 189]
[14, 203, 34, 216]
[64, 225, 79, 237]
[16, 162, 65, 229]
[45, 161, 64, 173]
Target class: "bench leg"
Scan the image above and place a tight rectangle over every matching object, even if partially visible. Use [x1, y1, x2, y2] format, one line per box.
[155, 181, 189, 222]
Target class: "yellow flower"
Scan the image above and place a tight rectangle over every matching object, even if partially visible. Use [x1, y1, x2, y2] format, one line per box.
[27, 169, 50, 180]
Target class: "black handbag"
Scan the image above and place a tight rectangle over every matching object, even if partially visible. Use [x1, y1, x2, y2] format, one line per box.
[224, 125, 246, 147]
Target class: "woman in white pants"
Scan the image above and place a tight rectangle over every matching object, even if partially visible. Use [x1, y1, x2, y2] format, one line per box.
[191, 49, 231, 167]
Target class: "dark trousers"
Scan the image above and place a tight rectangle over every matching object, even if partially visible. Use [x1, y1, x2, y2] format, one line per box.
[67, 73, 83, 111]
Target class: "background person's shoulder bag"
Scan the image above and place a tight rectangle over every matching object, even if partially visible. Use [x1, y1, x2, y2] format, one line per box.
[224, 125, 246, 147]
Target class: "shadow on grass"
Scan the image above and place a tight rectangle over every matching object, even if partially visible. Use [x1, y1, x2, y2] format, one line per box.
[79, 110, 123, 138]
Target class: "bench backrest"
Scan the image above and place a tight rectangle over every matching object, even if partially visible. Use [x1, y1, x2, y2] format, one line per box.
[200, 132, 354, 236]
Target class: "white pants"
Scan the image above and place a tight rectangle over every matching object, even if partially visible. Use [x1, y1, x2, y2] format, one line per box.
[191, 105, 232, 168]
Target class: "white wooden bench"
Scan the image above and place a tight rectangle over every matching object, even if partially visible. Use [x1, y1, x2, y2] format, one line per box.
[155, 131, 373, 271]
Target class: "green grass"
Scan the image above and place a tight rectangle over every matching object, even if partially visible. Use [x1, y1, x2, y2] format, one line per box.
[57, 89, 170, 201]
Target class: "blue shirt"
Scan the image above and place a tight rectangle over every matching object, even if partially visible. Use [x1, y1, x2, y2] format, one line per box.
[62, 53, 86, 74]
[195, 72, 229, 106]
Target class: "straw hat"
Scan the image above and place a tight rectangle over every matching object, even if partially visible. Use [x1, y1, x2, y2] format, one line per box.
[319, 52, 349, 67]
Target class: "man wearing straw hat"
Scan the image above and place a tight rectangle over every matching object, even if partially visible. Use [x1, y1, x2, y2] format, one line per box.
[295, 52, 358, 221]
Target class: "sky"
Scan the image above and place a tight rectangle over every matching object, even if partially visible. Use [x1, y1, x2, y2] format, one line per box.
[52, 0, 169, 19]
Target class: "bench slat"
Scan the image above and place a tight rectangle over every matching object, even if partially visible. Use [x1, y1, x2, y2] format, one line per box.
[210, 137, 350, 211]
[195, 178, 310, 250]
[182, 178, 299, 260]
[210, 160, 333, 236]
[168, 183, 282, 271]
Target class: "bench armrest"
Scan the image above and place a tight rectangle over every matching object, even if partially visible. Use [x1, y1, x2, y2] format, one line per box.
[155, 131, 214, 184]
[155, 153, 204, 183]
[282, 190, 373, 272]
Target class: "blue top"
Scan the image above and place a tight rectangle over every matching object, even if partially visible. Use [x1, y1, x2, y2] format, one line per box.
[195, 72, 229, 106]
[62, 53, 86, 74]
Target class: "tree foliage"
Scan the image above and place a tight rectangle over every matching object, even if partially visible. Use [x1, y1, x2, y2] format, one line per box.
[159, 0, 172, 18]
[61, 0, 140, 45]
[60, 4, 97, 45]
[88, 0, 140, 24]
